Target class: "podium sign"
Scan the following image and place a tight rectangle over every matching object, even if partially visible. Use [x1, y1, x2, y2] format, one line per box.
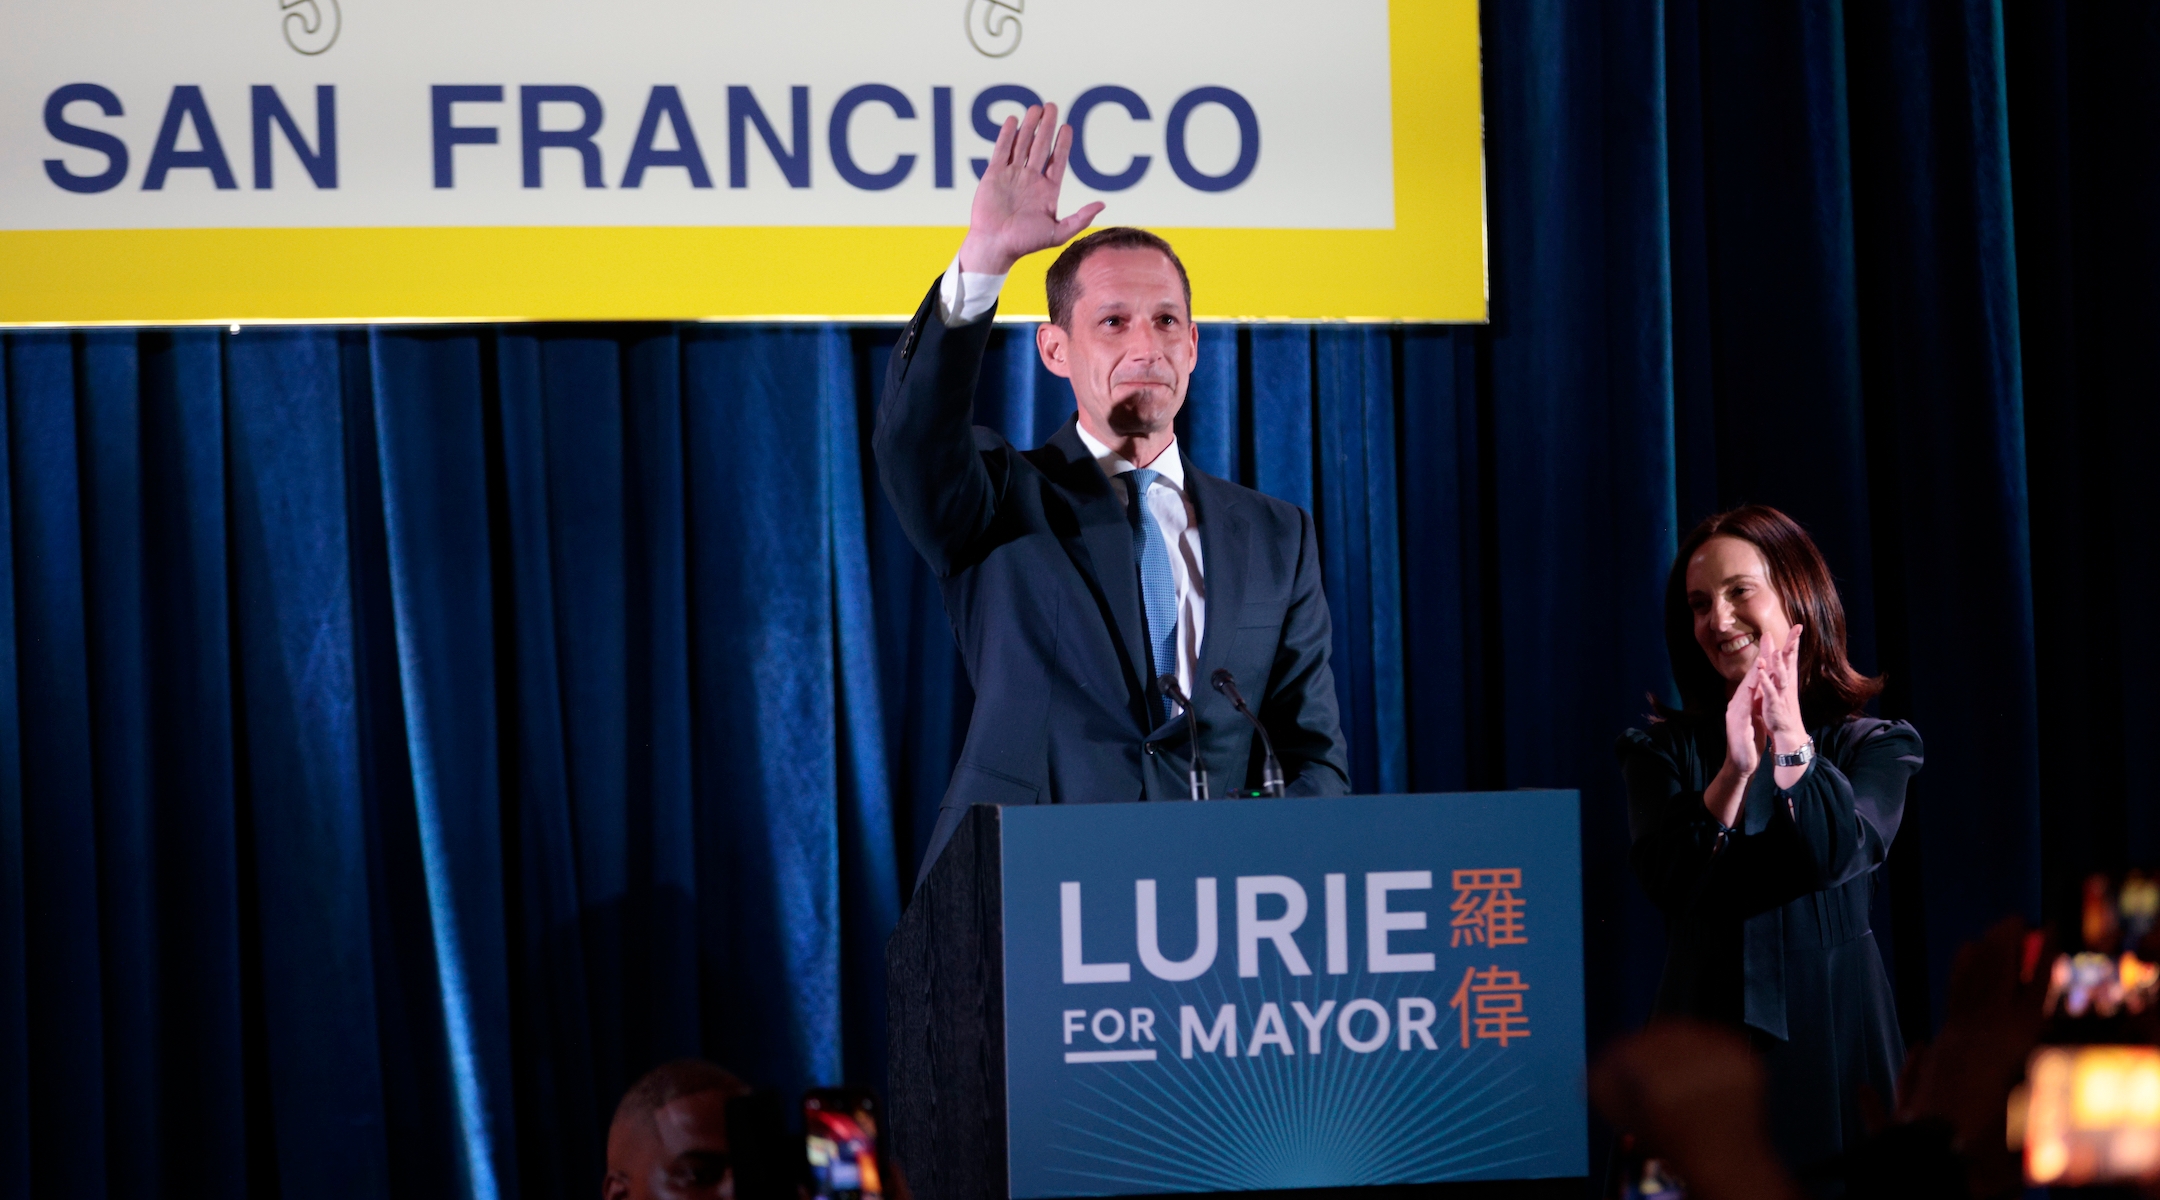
[997, 793, 1585, 1197]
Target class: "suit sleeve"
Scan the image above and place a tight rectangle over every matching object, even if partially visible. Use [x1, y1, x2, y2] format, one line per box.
[1621, 720, 1922, 919]
[1260, 507, 1351, 796]
[1724, 719, 1921, 900]
[871, 277, 1007, 577]
[1619, 728, 1729, 916]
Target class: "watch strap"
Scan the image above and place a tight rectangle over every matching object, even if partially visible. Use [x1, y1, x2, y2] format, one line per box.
[1772, 739, 1815, 769]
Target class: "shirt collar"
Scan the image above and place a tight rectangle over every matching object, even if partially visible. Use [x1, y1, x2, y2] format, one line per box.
[1074, 421, 1185, 491]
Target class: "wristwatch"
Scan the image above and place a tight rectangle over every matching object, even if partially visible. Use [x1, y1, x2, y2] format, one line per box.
[1772, 739, 1815, 769]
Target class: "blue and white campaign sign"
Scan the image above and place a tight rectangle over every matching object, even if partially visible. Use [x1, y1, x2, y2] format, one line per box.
[1000, 793, 1586, 1198]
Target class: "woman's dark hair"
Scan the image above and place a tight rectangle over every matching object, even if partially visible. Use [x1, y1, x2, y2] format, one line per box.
[1662, 505, 1883, 727]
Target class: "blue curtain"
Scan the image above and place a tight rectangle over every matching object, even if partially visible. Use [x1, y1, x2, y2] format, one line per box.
[2, 2, 2156, 1197]
[0, 326, 897, 1200]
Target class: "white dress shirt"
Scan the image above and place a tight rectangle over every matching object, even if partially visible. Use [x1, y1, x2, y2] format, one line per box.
[939, 252, 1007, 326]
[939, 261, 1207, 712]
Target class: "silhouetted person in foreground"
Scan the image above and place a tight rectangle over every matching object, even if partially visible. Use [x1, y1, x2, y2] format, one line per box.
[603, 1059, 750, 1200]
[1595, 918, 2061, 1200]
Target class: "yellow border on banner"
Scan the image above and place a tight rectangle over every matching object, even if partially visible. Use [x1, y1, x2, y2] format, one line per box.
[0, 1, 1483, 326]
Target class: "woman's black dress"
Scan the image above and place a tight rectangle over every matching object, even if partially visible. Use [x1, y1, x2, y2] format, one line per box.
[1617, 714, 1924, 1188]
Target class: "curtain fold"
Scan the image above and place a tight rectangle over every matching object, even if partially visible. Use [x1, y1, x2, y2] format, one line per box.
[135, 330, 247, 1198]
[10, 333, 113, 1197]
[0, 338, 23, 1200]
[1482, 0, 1683, 1045]
[1314, 328, 1407, 796]
[826, 329, 901, 1102]
[2008, 0, 2160, 899]
[682, 328, 845, 1108]
[492, 330, 600, 1200]
[225, 329, 391, 1198]
[371, 330, 518, 1200]
[2, 2, 2156, 1196]
[1843, 0, 2043, 1019]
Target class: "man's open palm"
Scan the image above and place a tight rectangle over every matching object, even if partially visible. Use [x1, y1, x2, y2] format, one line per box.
[958, 102, 1105, 276]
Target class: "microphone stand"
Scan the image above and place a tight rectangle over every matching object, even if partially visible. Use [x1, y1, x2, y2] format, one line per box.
[1159, 674, 1209, 800]
[1210, 668, 1285, 798]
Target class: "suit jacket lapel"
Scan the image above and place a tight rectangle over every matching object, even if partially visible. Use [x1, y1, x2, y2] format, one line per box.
[1041, 419, 1152, 716]
[1189, 468, 1249, 689]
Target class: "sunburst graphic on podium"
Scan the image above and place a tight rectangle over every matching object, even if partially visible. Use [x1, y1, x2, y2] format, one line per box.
[1039, 969, 1562, 1195]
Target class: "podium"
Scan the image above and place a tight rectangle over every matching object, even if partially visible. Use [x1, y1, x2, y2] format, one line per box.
[887, 793, 1587, 1200]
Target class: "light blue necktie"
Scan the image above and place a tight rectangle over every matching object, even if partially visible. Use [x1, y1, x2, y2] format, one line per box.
[1124, 467, 1179, 723]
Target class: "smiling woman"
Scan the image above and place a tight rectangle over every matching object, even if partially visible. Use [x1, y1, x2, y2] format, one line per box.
[1617, 505, 1925, 1194]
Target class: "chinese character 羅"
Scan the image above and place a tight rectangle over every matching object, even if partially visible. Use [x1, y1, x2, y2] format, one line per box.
[1450, 868, 1526, 947]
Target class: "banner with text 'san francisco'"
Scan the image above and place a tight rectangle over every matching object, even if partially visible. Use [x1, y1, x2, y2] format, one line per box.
[0, 0, 1484, 325]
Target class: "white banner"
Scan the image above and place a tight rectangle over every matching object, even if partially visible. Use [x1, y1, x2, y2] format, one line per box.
[2, 0, 1392, 230]
[0, 1, 1484, 324]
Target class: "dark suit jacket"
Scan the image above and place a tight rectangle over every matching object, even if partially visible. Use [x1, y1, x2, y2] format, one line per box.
[875, 280, 1351, 887]
[1618, 713, 1922, 1177]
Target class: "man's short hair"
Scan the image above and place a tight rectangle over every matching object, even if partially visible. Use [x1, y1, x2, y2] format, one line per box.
[1044, 227, 1192, 330]
[610, 1059, 748, 1136]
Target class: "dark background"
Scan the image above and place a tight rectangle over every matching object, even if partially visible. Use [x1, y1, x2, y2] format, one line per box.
[0, 2, 2155, 1197]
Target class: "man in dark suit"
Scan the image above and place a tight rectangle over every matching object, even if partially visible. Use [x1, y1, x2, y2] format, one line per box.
[877, 102, 1350, 887]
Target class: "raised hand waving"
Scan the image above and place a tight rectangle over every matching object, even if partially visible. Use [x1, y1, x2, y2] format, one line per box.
[957, 102, 1106, 276]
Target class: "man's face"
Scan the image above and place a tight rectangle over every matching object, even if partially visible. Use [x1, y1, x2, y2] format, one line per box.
[603, 1091, 734, 1200]
[1037, 246, 1198, 445]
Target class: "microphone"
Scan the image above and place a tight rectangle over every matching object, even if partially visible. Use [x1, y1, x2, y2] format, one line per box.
[1158, 674, 1209, 801]
[1210, 668, 1285, 798]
